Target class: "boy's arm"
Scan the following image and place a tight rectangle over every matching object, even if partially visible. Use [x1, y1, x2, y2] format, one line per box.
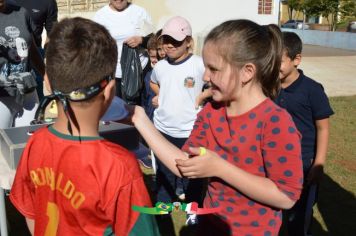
[150, 82, 160, 108]
[307, 118, 330, 185]
[26, 218, 34, 235]
[149, 81, 159, 95]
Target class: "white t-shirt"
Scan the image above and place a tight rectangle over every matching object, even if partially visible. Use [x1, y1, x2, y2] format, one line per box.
[93, 4, 152, 78]
[151, 54, 205, 138]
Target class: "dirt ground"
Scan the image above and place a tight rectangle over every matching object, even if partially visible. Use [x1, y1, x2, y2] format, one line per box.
[301, 45, 356, 97]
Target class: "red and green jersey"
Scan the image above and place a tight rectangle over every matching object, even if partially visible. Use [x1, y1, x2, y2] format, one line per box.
[10, 125, 159, 236]
[183, 99, 303, 235]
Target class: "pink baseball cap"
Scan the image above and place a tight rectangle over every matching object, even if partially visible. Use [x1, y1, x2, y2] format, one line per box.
[161, 16, 192, 41]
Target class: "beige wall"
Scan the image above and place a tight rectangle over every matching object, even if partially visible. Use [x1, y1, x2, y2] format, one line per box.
[57, 1, 280, 53]
[132, 0, 280, 53]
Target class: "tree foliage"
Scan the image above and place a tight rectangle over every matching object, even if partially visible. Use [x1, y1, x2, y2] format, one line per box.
[339, 0, 356, 20]
[285, 0, 356, 31]
[285, 0, 303, 19]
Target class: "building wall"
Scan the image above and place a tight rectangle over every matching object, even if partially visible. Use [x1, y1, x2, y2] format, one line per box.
[280, 3, 303, 23]
[132, 0, 280, 37]
[282, 28, 356, 50]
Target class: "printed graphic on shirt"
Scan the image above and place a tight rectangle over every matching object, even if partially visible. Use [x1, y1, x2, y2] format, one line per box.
[29, 166, 86, 209]
[184, 76, 195, 88]
[0, 26, 28, 77]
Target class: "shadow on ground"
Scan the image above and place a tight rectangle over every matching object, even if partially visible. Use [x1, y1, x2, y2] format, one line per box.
[279, 173, 356, 236]
[314, 174, 356, 236]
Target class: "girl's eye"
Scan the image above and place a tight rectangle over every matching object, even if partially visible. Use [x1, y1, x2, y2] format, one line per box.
[210, 67, 218, 73]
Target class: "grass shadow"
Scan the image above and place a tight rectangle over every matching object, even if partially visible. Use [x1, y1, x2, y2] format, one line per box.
[312, 216, 329, 236]
[316, 174, 356, 235]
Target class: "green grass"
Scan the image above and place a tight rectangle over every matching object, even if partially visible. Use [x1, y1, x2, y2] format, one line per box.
[142, 95, 356, 235]
[311, 96, 356, 235]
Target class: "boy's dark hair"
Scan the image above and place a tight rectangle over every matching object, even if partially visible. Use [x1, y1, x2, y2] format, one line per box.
[46, 17, 117, 93]
[147, 34, 158, 51]
[156, 29, 164, 46]
[156, 29, 162, 37]
[282, 32, 303, 60]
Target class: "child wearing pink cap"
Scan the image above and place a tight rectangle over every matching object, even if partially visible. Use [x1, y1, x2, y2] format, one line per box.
[149, 16, 205, 224]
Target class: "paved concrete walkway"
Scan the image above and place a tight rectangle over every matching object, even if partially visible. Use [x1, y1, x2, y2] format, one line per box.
[301, 45, 356, 97]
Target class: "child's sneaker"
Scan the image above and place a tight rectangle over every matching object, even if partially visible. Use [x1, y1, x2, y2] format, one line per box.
[138, 156, 153, 169]
[186, 213, 198, 225]
[175, 186, 185, 200]
[178, 193, 186, 201]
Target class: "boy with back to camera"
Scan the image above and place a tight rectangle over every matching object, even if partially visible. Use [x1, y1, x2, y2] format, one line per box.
[10, 17, 159, 236]
[276, 32, 334, 236]
[150, 16, 205, 224]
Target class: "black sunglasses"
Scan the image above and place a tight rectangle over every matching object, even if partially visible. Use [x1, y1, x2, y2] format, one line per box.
[54, 75, 114, 102]
[162, 35, 186, 47]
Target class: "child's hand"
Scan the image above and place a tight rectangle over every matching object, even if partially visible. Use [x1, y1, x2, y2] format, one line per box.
[175, 147, 224, 178]
[124, 36, 143, 48]
[195, 87, 212, 109]
[152, 95, 159, 108]
[125, 105, 146, 124]
[306, 164, 324, 185]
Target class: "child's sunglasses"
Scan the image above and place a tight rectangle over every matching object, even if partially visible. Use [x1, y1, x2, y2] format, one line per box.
[56, 75, 114, 102]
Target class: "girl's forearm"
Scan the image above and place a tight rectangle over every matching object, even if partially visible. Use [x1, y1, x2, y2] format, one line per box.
[133, 110, 186, 177]
[217, 161, 296, 209]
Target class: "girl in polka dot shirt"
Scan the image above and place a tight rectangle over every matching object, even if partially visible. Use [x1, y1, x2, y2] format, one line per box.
[131, 19, 303, 235]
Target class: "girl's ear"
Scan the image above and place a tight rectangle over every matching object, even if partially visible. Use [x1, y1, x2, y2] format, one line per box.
[44, 73, 52, 94]
[240, 63, 256, 84]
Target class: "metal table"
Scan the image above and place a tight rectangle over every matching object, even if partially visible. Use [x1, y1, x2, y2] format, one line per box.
[0, 153, 13, 236]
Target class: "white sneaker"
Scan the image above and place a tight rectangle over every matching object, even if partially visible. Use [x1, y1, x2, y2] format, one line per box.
[178, 193, 186, 201]
[186, 213, 198, 225]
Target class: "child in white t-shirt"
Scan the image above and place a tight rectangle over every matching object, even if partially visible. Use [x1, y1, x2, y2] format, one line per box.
[150, 16, 205, 210]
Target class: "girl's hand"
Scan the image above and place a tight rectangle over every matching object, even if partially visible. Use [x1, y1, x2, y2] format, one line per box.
[175, 147, 225, 178]
[125, 105, 147, 124]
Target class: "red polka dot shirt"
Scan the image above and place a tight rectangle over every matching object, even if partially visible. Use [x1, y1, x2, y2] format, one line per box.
[182, 99, 303, 235]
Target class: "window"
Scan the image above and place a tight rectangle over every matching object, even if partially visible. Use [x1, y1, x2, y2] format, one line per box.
[258, 0, 273, 15]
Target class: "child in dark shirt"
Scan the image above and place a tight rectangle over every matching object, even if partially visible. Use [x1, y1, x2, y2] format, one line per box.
[276, 31, 334, 236]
